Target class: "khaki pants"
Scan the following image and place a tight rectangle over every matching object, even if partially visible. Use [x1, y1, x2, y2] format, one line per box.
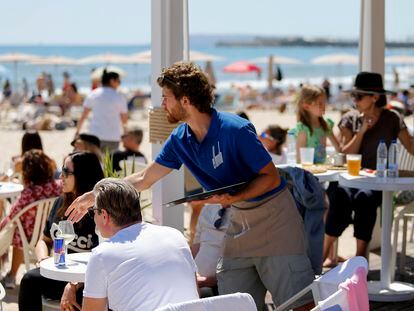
[217, 255, 314, 310]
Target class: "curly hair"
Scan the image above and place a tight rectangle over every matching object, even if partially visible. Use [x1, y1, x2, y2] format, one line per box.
[22, 149, 54, 186]
[157, 62, 215, 113]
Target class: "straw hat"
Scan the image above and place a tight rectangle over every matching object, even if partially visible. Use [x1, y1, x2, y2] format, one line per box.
[344, 72, 393, 95]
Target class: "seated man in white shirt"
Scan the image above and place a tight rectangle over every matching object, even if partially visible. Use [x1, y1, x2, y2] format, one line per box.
[191, 204, 230, 296]
[83, 178, 199, 311]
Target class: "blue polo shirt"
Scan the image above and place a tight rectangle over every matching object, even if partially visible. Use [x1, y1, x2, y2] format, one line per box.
[155, 109, 285, 201]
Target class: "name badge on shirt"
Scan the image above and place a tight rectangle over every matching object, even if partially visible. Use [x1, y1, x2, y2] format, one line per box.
[212, 142, 224, 169]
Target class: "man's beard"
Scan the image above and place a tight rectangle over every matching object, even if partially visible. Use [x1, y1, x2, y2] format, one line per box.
[165, 106, 186, 124]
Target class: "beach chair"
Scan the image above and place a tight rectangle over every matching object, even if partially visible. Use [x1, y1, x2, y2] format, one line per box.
[275, 256, 368, 311]
[154, 292, 256, 311]
[1, 197, 58, 271]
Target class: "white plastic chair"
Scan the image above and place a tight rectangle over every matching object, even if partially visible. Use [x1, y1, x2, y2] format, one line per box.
[310, 288, 348, 311]
[391, 145, 414, 276]
[1, 197, 58, 271]
[154, 293, 256, 311]
[0, 282, 5, 311]
[275, 256, 368, 311]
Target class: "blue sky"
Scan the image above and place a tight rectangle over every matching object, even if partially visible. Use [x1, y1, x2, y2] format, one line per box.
[1, 0, 413, 44]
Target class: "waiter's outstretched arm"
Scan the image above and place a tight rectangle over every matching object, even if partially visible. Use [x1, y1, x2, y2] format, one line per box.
[65, 162, 172, 222]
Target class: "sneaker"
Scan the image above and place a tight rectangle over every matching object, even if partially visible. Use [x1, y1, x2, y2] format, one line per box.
[4, 274, 16, 289]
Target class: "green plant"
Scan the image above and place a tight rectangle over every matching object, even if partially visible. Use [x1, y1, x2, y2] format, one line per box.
[102, 149, 151, 212]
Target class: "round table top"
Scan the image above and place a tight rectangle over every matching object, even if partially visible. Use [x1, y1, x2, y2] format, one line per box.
[40, 252, 91, 283]
[0, 182, 23, 199]
[339, 172, 414, 191]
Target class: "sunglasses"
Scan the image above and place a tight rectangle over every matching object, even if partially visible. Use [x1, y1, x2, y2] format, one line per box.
[260, 132, 274, 140]
[87, 206, 101, 218]
[213, 207, 228, 229]
[351, 93, 369, 101]
[61, 166, 74, 177]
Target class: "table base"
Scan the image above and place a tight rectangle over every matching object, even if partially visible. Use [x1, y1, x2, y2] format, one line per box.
[368, 280, 414, 302]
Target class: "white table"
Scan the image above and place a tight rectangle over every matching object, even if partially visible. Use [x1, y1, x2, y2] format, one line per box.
[339, 172, 414, 302]
[0, 182, 23, 199]
[314, 169, 342, 183]
[40, 252, 91, 283]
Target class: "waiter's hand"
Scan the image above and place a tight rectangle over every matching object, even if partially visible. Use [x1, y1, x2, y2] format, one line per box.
[65, 191, 95, 223]
[191, 193, 238, 206]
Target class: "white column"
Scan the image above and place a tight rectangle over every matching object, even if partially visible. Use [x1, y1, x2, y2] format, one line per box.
[151, 0, 185, 230]
[359, 0, 385, 76]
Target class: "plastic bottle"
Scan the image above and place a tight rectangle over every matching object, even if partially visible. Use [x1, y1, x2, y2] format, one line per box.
[388, 140, 399, 178]
[286, 131, 297, 165]
[376, 140, 387, 179]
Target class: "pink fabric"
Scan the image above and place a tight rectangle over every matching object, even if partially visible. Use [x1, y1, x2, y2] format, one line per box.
[338, 267, 369, 311]
[0, 180, 62, 248]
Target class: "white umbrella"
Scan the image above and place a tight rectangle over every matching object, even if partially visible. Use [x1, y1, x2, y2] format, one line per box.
[311, 53, 358, 65]
[79, 53, 133, 65]
[0, 53, 39, 88]
[90, 66, 127, 80]
[130, 50, 223, 62]
[29, 56, 80, 79]
[29, 56, 79, 66]
[385, 55, 414, 65]
[253, 55, 302, 65]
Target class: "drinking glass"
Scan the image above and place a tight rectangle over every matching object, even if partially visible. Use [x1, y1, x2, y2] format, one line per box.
[300, 147, 315, 166]
[57, 220, 76, 246]
[346, 154, 362, 176]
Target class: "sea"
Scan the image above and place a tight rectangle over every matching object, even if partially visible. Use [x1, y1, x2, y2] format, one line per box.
[1, 41, 414, 95]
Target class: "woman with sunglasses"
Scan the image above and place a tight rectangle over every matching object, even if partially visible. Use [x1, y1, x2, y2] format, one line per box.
[19, 152, 104, 311]
[324, 72, 414, 264]
[259, 125, 288, 165]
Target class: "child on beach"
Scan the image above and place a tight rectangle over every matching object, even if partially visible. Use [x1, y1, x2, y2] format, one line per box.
[294, 84, 340, 163]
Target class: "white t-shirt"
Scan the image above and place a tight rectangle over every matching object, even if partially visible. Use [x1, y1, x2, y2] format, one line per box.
[193, 204, 229, 277]
[83, 223, 199, 311]
[83, 87, 127, 141]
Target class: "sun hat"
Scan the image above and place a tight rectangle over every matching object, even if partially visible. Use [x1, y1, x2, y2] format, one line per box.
[71, 133, 101, 148]
[344, 72, 393, 95]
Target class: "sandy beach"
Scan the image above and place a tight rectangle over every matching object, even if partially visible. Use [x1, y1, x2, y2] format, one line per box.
[0, 108, 343, 170]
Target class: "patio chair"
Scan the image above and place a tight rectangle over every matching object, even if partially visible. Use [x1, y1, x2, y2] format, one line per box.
[391, 145, 414, 276]
[311, 265, 368, 311]
[154, 292, 256, 311]
[275, 256, 368, 311]
[0, 282, 5, 311]
[1, 197, 58, 272]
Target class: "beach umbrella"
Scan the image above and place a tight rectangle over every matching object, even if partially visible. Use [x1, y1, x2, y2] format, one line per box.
[253, 55, 302, 65]
[29, 56, 80, 79]
[90, 66, 127, 80]
[204, 60, 216, 86]
[130, 50, 223, 63]
[78, 53, 133, 65]
[311, 53, 358, 78]
[385, 55, 414, 65]
[0, 53, 39, 88]
[311, 53, 358, 65]
[267, 55, 274, 89]
[29, 56, 79, 66]
[223, 61, 261, 74]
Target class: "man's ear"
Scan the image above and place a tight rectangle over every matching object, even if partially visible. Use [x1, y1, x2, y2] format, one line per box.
[101, 209, 110, 225]
[181, 96, 190, 107]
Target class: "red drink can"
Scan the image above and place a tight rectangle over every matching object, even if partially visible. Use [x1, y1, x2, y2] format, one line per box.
[53, 237, 65, 266]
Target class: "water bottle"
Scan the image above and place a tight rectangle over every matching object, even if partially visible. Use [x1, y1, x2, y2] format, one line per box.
[376, 140, 387, 179]
[388, 140, 399, 178]
[286, 131, 297, 165]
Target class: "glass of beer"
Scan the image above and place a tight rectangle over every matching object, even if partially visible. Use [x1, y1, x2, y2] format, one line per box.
[346, 154, 362, 176]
